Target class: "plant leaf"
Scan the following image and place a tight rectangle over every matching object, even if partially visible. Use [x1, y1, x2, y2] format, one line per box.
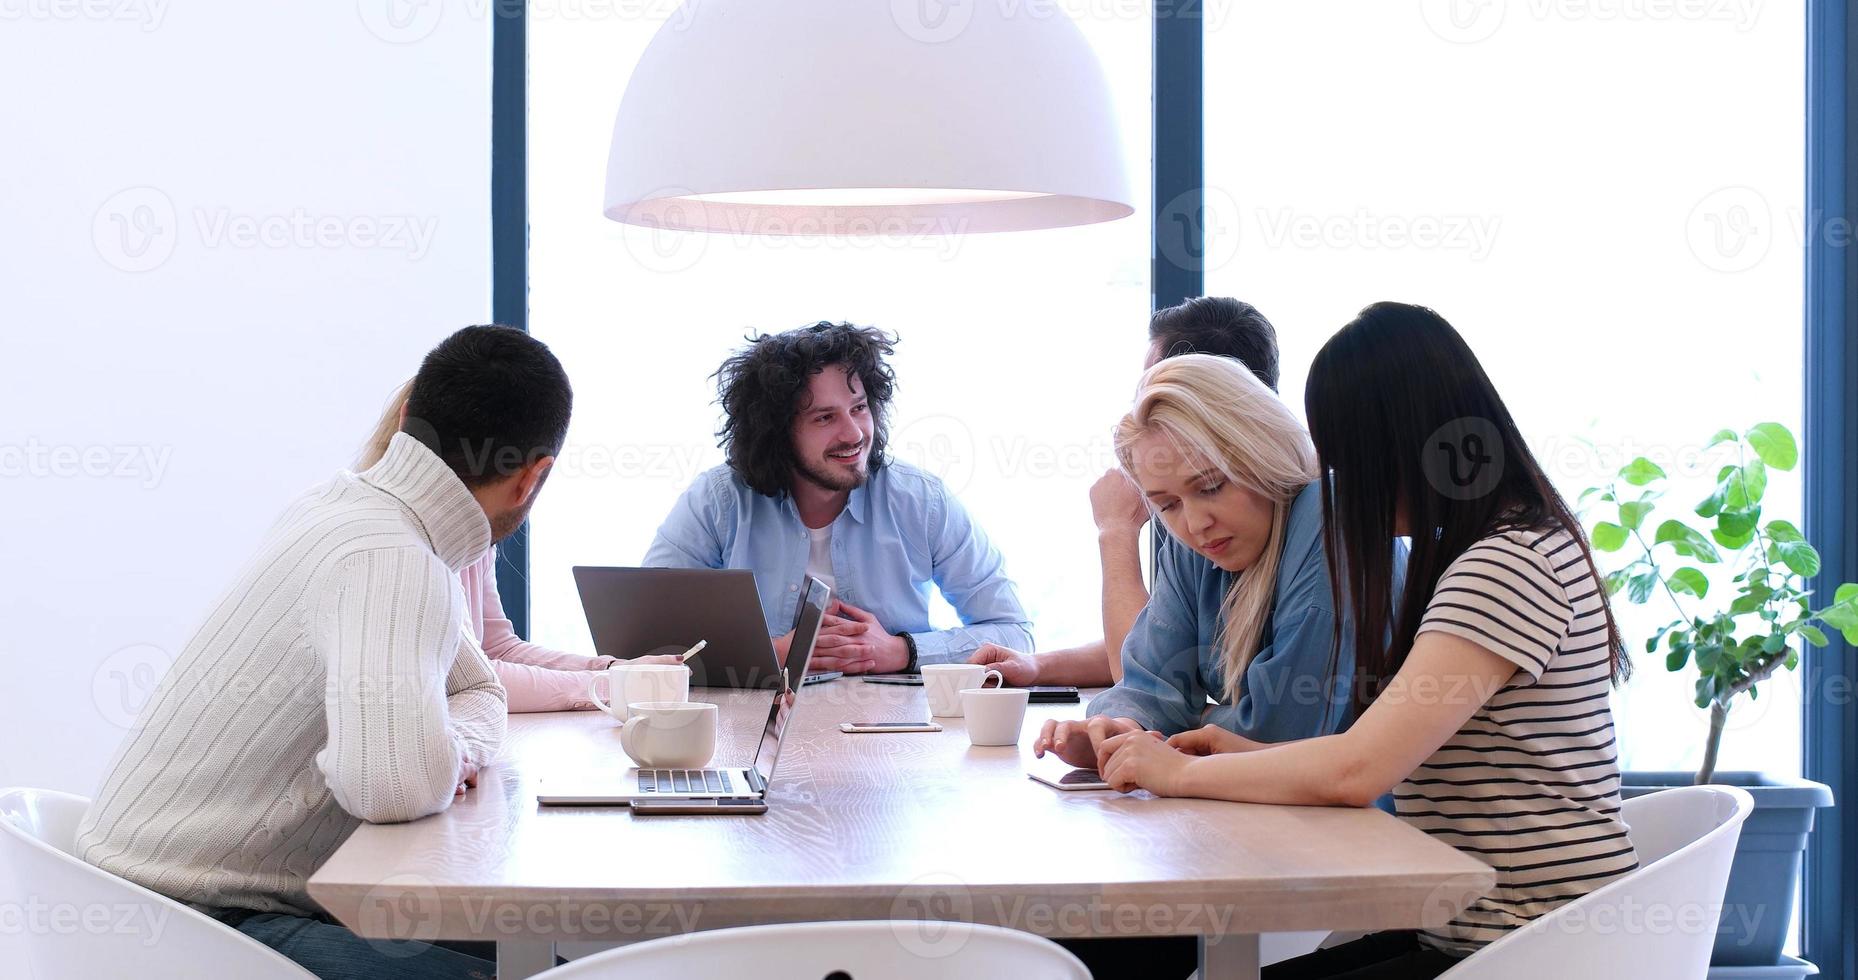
[1620, 457, 1667, 486]
[1666, 647, 1689, 671]
[1772, 540, 1822, 578]
[1724, 458, 1769, 510]
[1655, 520, 1723, 564]
[1592, 522, 1629, 552]
[1668, 567, 1709, 599]
[1619, 500, 1654, 531]
[1800, 624, 1829, 647]
[1765, 519, 1806, 543]
[1746, 422, 1799, 471]
[1627, 571, 1660, 604]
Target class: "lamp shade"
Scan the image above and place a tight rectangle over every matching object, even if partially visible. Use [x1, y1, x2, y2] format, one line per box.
[603, 0, 1133, 236]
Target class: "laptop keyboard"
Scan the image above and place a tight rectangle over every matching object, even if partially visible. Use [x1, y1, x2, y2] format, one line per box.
[639, 769, 733, 794]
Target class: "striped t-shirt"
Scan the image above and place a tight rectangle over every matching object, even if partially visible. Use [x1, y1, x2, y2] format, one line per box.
[1396, 525, 1638, 955]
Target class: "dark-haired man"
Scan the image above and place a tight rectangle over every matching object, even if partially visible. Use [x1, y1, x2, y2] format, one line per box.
[75, 324, 571, 978]
[645, 322, 1033, 672]
[972, 297, 1282, 687]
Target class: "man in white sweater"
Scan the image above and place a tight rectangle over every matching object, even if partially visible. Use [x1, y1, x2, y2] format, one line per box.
[75, 325, 573, 979]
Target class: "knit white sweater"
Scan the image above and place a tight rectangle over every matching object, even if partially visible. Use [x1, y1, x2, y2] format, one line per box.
[75, 433, 507, 917]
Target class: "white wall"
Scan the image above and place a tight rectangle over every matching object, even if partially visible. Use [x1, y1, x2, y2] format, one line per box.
[0, 3, 491, 973]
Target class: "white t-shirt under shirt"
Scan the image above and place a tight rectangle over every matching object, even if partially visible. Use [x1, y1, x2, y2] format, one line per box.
[805, 524, 836, 591]
[1400, 524, 1638, 955]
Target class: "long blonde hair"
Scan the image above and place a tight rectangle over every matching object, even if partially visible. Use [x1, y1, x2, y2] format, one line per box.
[356, 379, 414, 470]
[1114, 354, 1318, 705]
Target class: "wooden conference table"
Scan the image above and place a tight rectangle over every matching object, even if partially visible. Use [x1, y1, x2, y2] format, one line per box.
[307, 682, 1493, 979]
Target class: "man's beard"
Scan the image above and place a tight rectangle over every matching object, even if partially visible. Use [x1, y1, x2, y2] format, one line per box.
[796, 446, 869, 493]
[488, 498, 535, 543]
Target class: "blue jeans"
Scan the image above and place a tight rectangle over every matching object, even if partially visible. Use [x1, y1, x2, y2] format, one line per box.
[211, 909, 496, 980]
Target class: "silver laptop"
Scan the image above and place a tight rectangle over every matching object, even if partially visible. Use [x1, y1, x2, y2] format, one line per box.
[537, 577, 829, 805]
[574, 566, 787, 690]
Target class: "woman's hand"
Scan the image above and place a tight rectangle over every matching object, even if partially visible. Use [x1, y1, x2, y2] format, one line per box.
[1100, 731, 1194, 796]
[1167, 724, 1264, 757]
[1032, 716, 1145, 771]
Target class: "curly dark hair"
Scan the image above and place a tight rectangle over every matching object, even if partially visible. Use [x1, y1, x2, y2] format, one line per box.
[715, 322, 898, 498]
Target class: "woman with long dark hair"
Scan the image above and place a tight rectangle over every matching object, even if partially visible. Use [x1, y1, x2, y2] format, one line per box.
[1098, 302, 1636, 978]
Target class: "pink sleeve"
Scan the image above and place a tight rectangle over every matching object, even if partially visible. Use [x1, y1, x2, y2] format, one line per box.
[490, 657, 603, 714]
[474, 554, 609, 672]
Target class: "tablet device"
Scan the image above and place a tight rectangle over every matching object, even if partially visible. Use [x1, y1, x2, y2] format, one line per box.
[1027, 767, 1112, 791]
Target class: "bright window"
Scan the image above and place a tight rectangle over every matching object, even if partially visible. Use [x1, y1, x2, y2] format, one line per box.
[1206, 2, 1806, 777]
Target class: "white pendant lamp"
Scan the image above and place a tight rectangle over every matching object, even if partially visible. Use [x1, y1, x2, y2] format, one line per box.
[603, 0, 1134, 236]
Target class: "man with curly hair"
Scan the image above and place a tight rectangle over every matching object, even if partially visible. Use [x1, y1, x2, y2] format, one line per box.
[644, 321, 1033, 673]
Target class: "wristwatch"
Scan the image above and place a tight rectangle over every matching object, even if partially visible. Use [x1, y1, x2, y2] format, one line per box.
[896, 631, 918, 673]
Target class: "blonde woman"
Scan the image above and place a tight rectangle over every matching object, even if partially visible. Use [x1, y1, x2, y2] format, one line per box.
[1034, 353, 1367, 769]
[359, 381, 664, 712]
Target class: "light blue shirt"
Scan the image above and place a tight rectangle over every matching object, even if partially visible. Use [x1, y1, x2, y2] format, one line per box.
[1087, 482, 1359, 742]
[643, 461, 1034, 665]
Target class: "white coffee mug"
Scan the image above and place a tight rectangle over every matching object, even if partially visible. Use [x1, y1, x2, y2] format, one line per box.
[960, 686, 1030, 746]
[922, 664, 1002, 717]
[619, 701, 718, 769]
[589, 662, 690, 721]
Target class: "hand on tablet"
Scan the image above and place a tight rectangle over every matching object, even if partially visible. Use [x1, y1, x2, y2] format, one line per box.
[1033, 716, 1144, 771]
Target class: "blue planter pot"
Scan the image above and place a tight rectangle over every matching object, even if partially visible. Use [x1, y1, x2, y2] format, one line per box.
[1621, 771, 1833, 969]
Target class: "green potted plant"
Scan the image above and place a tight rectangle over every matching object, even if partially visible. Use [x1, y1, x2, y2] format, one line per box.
[1582, 422, 1847, 975]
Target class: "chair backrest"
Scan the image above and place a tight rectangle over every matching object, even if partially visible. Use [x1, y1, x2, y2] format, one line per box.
[533, 919, 1091, 979]
[1438, 784, 1754, 980]
[0, 787, 316, 980]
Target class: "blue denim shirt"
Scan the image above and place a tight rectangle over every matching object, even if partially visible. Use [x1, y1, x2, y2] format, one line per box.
[1087, 481, 1357, 742]
[643, 461, 1034, 665]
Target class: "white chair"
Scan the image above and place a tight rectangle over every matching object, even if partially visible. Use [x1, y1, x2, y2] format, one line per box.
[533, 919, 1090, 979]
[1439, 784, 1754, 979]
[0, 787, 316, 980]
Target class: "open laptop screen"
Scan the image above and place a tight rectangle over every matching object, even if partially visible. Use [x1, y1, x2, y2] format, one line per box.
[750, 577, 829, 785]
